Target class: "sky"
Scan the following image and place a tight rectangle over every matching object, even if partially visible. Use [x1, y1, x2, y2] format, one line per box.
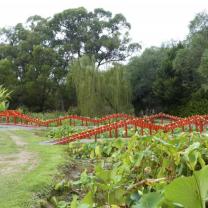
[0, 0, 208, 49]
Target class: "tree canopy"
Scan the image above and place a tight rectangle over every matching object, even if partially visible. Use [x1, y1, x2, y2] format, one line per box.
[0, 7, 138, 113]
[127, 11, 208, 116]
[1, 8, 208, 116]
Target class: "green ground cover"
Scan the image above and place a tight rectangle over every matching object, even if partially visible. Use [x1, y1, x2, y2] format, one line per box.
[0, 131, 18, 154]
[0, 129, 66, 208]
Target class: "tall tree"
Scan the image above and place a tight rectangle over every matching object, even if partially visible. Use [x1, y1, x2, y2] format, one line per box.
[153, 43, 184, 109]
[127, 47, 167, 114]
[0, 7, 138, 112]
[50, 7, 140, 67]
[69, 56, 132, 116]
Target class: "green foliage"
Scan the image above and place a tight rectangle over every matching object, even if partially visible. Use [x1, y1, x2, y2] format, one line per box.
[47, 125, 82, 139]
[68, 138, 125, 159]
[0, 7, 138, 112]
[0, 85, 11, 102]
[28, 111, 68, 120]
[0, 129, 65, 208]
[127, 11, 208, 115]
[101, 63, 133, 114]
[153, 43, 185, 108]
[170, 99, 208, 116]
[164, 166, 208, 208]
[0, 59, 16, 88]
[44, 132, 208, 207]
[189, 11, 208, 34]
[1, 8, 208, 115]
[0, 85, 11, 111]
[133, 192, 163, 208]
[69, 56, 133, 116]
[50, 7, 140, 66]
[127, 47, 168, 114]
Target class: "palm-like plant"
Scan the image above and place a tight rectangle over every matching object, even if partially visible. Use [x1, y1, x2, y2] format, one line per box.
[0, 85, 12, 111]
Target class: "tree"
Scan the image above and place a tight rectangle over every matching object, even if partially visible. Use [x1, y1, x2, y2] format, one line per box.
[0, 59, 16, 88]
[101, 64, 133, 114]
[22, 45, 65, 111]
[69, 56, 101, 116]
[198, 49, 208, 80]
[152, 43, 186, 110]
[50, 7, 140, 67]
[189, 11, 208, 34]
[0, 7, 138, 112]
[0, 17, 70, 111]
[127, 47, 167, 114]
[68, 56, 133, 116]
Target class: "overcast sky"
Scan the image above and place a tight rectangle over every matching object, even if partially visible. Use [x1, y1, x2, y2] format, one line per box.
[0, 0, 208, 49]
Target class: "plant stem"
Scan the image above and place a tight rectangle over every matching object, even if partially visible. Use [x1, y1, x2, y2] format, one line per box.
[193, 171, 204, 208]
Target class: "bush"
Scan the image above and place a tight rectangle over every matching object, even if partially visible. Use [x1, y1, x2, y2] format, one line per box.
[169, 99, 208, 117]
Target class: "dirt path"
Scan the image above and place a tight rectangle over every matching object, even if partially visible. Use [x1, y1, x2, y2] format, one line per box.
[0, 132, 38, 175]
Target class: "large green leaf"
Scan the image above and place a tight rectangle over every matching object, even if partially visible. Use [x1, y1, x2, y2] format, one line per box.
[0, 102, 6, 111]
[164, 166, 208, 208]
[95, 145, 102, 158]
[182, 142, 201, 170]
[132, 192, 163, 208]
[80, 191, 94, 208]
[0, 86, 11, 111]
[70, 192, 94, 208]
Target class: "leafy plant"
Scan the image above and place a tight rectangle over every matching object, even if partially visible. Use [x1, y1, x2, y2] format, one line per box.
[41, 132, 208, 207]
[0, 85, 11, 111]
[47, 125, 83, 139]
[164, 165, 208, 208]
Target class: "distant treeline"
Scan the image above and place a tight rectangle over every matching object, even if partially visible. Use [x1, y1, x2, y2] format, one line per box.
[0, 7, 208, 116]
[128, 11, 208, 116]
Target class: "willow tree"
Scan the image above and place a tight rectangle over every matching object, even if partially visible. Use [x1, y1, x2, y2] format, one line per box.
[68, 56, 133, 116]
[101, 64, 133, 114]
[69, 57, 102, 116]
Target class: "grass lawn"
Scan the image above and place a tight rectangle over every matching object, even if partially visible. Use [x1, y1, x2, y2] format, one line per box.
[0, 128, 66, 208]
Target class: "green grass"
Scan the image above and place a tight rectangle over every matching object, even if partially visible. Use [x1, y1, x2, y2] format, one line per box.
[0, 129, 66, 208]
[0, 131, 19, 154]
